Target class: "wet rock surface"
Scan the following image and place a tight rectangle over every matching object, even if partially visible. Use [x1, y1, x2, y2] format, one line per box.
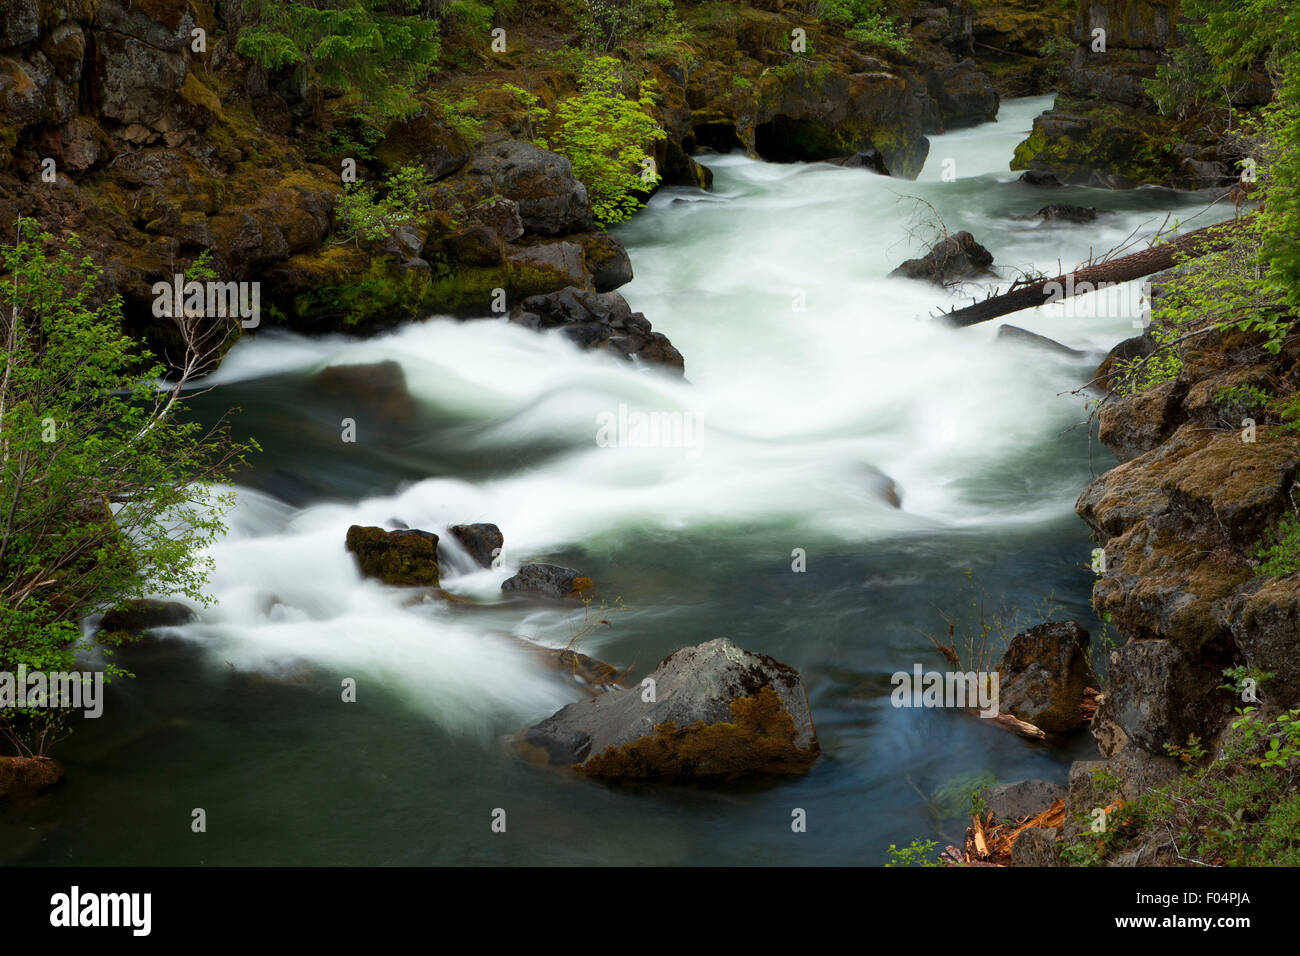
[518, 638, 819, 780]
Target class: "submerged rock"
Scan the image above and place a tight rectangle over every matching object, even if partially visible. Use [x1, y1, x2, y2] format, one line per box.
[824, 150, 888, 175]
[448, 523, 503, 569]
[890, 231, 995, 285]
[997, 621, 1096, 733]
[996, 324, 1086, 357]
[501, 564, 593, 599]
[1032, 203, 1099, 223]
[313, 360, 415, 424]
[517, 638, 819, 780]
[345, 525, 440, 587]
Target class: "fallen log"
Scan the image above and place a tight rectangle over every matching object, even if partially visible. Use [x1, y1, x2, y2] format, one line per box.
[942, 215, 1248, 328]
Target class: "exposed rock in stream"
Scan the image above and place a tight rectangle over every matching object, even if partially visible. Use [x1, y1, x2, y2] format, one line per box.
[345, 525, 440, 587]
[890, 230, 995, 285]
[501, 564, 593, 600]
[517, 638, 819, 780]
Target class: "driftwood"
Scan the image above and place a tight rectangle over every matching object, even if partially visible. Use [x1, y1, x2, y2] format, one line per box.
[948, 797, 1068, 866]
[942, 216, 1249, 328]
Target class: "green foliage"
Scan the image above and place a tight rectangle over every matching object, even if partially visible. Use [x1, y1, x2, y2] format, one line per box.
[815, 0, 911, 53]
[0, 221, 251, 756]
[508, 58, 666, 224]
[433, 91, 485, 145]
[578, 0, 684, 53]
[884, 838, 941, 867]
[1252, 493, 1300, 576]
[236, 0, 440, 122]
[335, 164, 433, 244]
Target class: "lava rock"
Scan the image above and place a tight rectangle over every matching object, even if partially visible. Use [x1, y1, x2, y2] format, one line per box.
[463, 138, 594, 235]
[501, 563, 593, 599]
[825, 149, 889, 174]
[1010, 827, 1060, 867]
[508, 287, 684, 373]
[346, 525, 440, 587]
[997, 621, 1096, 733]
[517, 638, 820, 780]
[448, 523, 503, 569]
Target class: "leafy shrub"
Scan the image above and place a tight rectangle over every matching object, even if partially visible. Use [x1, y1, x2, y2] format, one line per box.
[507, 57, 667, 224]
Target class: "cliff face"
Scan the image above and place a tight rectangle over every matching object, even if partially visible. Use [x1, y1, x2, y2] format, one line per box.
[1075, 316, 1300, 810]
[0, 0, 1008, 364]
[1009, 0, 1270, 189]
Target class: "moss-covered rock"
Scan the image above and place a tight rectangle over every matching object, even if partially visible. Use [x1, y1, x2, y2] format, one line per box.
[345, 525, 440, 587]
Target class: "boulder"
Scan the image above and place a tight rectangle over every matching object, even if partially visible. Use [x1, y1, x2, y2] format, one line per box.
[0, 756, 63, 800]
[1062, 759, 1110, 843]
[1093, 332, 1155, 391]
[501, 563, 593, 599]
[313, 360, 415, 425]
[1096, 637, 1234, 755]
[576, 232, 634, 292]
[504, 240, 591, 293]
[979, 778, 1068, 824]
[997, 621, 1096, 733]
[518, 637, 820, 780]
[448, 523, 503, 569]
[463, 138, 594, 235]
[345, 525, 440, 587]
[98, 599, 196, 635]
[508, 287, 685, 373]
[890, 231, 995, 285]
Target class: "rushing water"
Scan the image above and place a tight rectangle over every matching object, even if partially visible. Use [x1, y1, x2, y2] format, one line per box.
[5, 96, 1236, 865]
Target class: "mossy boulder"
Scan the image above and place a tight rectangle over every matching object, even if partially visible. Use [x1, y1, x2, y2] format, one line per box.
[997, 621, 1096, 733]
[0, 756, 63, 800]
[345, 525, 440, 587]
[517, 637, 819, 780]
[98, 598, 196, 638]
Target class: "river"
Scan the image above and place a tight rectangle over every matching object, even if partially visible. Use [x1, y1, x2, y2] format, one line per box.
[4, 95, 1234, 865]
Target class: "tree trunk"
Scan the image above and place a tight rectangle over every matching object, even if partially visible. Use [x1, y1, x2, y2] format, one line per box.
[942, 216, 1249, 328]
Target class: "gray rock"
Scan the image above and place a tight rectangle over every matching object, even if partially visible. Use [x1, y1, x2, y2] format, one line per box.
[998, 621, 1095, 733]
[508, 287, 684, 373]
[504, 241, 591, 291]
[518, 637, 819, 779]
[1098, 637, 1234, 756]
[448, 523, 503, 569]
[501, 563, 591, 599]
[1011, 826, 1060, 867]
[979, 779, 1067, 824]
[890, 231, 994, 285]
[465, 139, 594, 235]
